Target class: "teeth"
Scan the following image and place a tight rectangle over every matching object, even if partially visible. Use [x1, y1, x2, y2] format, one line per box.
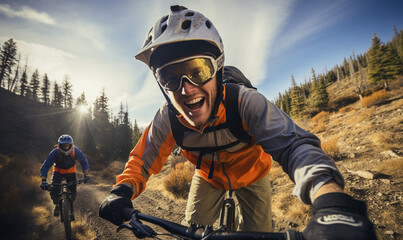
[186, 97, 203, 105]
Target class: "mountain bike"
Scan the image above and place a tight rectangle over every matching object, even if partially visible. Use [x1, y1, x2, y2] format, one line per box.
[117, 190, 305, 240]
[48, 178, 83, 240]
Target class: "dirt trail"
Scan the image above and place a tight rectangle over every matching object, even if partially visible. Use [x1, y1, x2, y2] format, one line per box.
[68, 180, 186, 239]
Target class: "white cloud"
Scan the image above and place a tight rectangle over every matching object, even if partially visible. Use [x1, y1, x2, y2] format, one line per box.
[0, 4, 56, 25]
[62, 21, 106, 51]
[272, 1, 351, 60]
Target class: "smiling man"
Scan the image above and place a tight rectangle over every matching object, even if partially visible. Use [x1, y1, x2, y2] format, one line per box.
[99, 5, 376, 239]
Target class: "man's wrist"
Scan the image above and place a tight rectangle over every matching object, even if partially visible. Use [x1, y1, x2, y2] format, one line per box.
[313, 180, 343, 202]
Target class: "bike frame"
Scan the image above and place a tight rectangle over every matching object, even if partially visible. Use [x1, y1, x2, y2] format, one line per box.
[48, 178, 83, 240]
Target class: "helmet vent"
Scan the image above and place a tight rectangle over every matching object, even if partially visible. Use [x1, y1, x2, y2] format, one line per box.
[161, 15, 168, 23]
[144, 35, 152, 47]
[185, 12, 194, 17]
[181, 20, 191, 30]
[161, 24, 167, 33]
[206, 20, 212, 29]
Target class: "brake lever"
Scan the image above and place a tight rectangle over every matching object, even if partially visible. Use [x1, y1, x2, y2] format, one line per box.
[117, 223, 133, 232]
[117, 215, 157, 238]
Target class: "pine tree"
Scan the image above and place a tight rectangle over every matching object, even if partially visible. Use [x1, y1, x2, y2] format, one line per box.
[290, 74, 305, 119]
[51, 81, 63, 108]
[342, 57, 349, 78]
[118, 102, 124, 125]
[310, 77, 329, 111]
[61, 75, 73, 108]
[94, 88, 109, 119]
[30, 69, 40, 101]
[353, 59, 368, 99]
[132, 119, 142, 146]
[41, 73, 50, 105]
[9, 53, 20, 92]
[93, 89, 114, 161]
[0, 38, 18, 88]
[75, 92, 88, 108]
[368, 33, 402, 89]
[19, 60, 28, 96]
[398, 30, 403, 62]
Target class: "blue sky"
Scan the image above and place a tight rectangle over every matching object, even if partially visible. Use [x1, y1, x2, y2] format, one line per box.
[0, 0, 402, 128]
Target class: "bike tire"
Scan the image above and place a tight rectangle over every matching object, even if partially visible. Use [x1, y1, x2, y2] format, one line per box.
[62, 199, 72, 240]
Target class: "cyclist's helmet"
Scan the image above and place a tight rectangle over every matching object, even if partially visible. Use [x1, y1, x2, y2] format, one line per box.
[135, 5, 225, 120]
[135, 5, 224, 71]
[58, 134, 74, 156]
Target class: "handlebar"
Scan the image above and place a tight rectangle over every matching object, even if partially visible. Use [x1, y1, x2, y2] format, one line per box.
[118, 208, 305, 240]
[47, 179, 84, 190]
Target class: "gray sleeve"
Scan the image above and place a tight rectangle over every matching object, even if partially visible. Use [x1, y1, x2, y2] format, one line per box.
[238, 86, 344, 204]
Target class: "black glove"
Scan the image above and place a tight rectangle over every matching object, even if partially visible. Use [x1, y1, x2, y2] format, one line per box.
[99, 184, 134, 225]
[83, 174, 90, 183]
[303, 193, 377, 240]
[40, 179, 49, 190]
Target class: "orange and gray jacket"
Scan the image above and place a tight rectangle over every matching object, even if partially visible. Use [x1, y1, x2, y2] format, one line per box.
[116, 85, 344, 204]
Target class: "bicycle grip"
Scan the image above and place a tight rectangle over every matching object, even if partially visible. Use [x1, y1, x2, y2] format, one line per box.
[122, 208, 137, 220]
[286, 230, 305, 240]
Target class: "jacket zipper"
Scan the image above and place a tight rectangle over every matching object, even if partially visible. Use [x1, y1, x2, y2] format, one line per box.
[213, 129, 232, 191]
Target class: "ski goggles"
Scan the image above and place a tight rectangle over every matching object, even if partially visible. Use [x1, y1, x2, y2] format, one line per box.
[155, 54, 224, 92]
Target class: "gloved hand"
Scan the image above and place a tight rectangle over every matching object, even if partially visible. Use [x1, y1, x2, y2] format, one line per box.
[303, 192, 377, 240]
[40, 179, 49, 190]
[83, 174, 90, 183]
[99, 184, 134, 225]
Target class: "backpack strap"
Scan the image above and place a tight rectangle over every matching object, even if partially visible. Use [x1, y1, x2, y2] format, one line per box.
[224, 83, 252, 144]
[168, 108, 187, 147]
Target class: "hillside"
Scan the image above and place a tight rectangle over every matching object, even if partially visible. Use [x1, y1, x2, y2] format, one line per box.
[143, 77, 403, 240]
[0, 77, 401, 240]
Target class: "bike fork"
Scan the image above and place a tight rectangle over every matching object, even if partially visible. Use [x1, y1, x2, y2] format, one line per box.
[218, 190, 236, 232]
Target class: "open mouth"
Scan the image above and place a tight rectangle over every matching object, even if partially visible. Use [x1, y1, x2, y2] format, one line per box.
[184, 97, 205, 110]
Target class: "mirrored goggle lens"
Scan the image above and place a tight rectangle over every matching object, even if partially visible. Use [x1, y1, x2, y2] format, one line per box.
[156, 57, 216, 91]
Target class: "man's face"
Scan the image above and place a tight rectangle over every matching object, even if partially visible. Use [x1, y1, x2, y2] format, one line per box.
[61, 144, 71, 150]
[167, 76, 217, 127]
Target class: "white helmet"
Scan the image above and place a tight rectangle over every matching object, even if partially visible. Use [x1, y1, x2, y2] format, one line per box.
[135, 5, 224, 70]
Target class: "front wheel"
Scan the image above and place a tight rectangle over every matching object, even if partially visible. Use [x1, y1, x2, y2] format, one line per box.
[61, 198, 72, 240]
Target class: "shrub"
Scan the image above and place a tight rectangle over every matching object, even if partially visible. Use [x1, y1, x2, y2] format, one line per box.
[311, 119, 326, 133]
[361, 89, 390, 107]
[338, 106, 352, 113]
[329, 95, 360, 111]
[321, 136, 341, 159]
[163, 162, 195, 199]
[311, 111, 330, 124]
[310, 111, 329, 133]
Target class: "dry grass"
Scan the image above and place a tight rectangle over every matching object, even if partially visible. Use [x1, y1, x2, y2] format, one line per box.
[272, 191, 310, 231]
[361, 89, 390, 107]
[269, 161, 290, 186]
[0, 156, 50, 238]
[321, 136, 341, 159]
[311, 119, 327, 133]
[338, 106, 353, 113]
[366, 131, 397, 151]
[72, 211, 98, 240]
[347, 106, 375, 127]
[311, 111, 330, 124]
[373, 157, 403, 177]
[32, 206, 52, 231]
[310, 111, 330, 133]
[163, 162, 195, 199]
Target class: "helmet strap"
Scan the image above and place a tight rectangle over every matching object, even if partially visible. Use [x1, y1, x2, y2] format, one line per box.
[208, 68, 224, 122]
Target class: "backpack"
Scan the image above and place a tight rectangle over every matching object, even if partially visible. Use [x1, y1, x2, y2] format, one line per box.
[169, 66, 256, 179]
